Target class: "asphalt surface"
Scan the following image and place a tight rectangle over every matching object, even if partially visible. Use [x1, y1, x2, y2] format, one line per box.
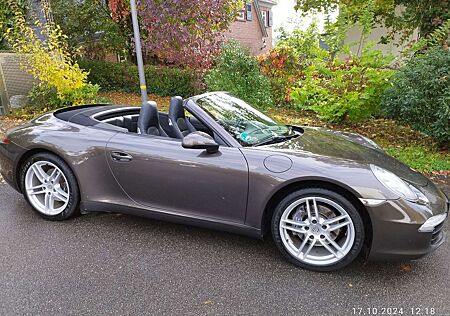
[0, 183, 449, 316]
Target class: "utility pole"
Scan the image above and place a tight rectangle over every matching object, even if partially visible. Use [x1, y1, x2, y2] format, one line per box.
[130, 0, 148, 105]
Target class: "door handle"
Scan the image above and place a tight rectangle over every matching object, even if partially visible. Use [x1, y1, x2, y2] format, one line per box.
[111, 151, 133, 162]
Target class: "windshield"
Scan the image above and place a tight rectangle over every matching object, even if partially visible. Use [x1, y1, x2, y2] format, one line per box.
[196, 93, 292, 146]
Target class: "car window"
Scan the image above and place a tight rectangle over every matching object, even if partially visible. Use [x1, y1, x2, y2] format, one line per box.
[196, 93, 290, 146]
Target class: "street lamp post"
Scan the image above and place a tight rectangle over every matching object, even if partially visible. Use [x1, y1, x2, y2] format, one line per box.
[130, 0, 148, 105]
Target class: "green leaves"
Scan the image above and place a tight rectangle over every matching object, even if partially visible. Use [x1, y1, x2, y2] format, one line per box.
[0, 0, 27, 49]
[205, 41, 273, 110]
[294, 0, 450, 45]
[49, 0, 129, 57]
[4, 0, 99, 108]
[381, 49, 450, 147]
[288, 34, 394, 123]
[78, 59, 203, 98]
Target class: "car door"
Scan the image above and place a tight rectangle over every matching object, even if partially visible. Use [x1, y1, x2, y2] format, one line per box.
[106, 132, 249, 223]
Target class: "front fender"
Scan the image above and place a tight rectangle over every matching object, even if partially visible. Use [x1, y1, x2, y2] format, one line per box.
[241, 148, 397, 230]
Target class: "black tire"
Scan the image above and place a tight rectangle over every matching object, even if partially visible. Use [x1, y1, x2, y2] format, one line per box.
[271, 188, 364, 272]
[20, 152, 80, 221]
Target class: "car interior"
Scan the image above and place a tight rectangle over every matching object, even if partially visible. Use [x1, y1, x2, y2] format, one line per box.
[95, 96, 215, 141]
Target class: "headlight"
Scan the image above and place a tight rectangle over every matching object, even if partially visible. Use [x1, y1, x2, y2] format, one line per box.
[370, 165, 430, 205]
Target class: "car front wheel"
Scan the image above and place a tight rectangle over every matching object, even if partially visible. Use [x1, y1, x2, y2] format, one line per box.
[21, 153, 80, 221]
[272, 188, 364, 272]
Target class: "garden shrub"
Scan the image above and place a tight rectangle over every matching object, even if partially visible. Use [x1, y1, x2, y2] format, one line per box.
[381, 49, 450, 147]
[290, 45, 394, 123]
[205, 41, 273, 109]
[78, 59, 203, 98]
[259, 25, 333, 107]
[260, 25, 394, 121]
[4, 1, 99, 108]
[28, 83, 100, 110]
[145, 66, 203, 98]
[77, 59, 138, 92]
[259, 46, 304, 106]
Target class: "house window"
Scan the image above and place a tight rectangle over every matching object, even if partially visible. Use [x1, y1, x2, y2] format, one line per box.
[246, 4, 253, 21]
[237, 8, 246, 21]
[261, 11, 268, 27]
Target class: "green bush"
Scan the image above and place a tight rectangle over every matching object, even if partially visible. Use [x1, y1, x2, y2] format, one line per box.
[77, 59, 138, 92]
[258, 26, 330, 107]
[28, 82, 100, 109]
[260, 25, 394, 121]
[146, 66, 203, 98]
[13, 82, 102, 120]
[381, 49, 450, 147]
[259, 46, 305, 107]
[291, 46, 394, 122]
[78, 59, 203, 98]
[205, 41, 273, 109]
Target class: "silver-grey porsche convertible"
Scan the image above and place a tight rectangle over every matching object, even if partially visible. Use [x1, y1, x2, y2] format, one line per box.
[0, 92, 448, 271]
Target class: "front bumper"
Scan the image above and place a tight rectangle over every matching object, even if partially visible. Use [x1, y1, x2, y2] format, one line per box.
[364, 198, 448, 261]
[0, 141, 22, 192]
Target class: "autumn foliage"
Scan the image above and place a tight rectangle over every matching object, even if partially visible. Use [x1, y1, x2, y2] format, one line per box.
[109, 0, 130, 24]
[259, 47, 305, 106]
[109, 0, 243, 69]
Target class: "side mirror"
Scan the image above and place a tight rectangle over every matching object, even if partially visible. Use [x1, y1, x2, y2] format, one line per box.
[182, 131, 219, 154]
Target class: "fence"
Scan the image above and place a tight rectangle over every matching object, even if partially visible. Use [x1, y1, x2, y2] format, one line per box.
[0, 53, 35, 115]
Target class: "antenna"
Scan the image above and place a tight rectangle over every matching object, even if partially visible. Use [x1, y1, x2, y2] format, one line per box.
[130, 0, 148, 106]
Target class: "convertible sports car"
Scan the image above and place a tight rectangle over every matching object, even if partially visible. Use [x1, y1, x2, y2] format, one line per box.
[0, 92, 448, 271]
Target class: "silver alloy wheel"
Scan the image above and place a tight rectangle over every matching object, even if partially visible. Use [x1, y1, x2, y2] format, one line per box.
[279, 197, 355, 266]
[25, 161, 70, 216]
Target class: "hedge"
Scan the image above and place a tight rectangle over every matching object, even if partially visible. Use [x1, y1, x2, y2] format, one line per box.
[381, 49, 450, 147]
[77, 59, 204, 98]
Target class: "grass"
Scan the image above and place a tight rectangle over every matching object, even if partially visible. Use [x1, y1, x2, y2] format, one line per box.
[1, 92, 448, 174]
[266, 107, 449, 174]
[385, 147, 450, 174]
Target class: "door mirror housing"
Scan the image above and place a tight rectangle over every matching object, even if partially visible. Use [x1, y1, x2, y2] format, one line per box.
[182, 132, 219, 154]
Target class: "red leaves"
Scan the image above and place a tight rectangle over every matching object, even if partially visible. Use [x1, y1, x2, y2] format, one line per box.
[109, 0, 130, 22]
[137, 0, 243, 69]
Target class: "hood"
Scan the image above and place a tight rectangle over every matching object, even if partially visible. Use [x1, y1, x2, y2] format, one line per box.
[264, 127, 429, 187]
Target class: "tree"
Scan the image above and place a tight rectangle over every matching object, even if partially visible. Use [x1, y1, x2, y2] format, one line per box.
[136, 0, 244, 69]
[4, 0, 99, 108]
[0, 0, 27, 50]
[294, 0, 450, 42]
[50, 0, 131, 59]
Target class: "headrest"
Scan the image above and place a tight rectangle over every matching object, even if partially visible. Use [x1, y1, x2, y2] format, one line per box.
[137, 101, 159, 134]
[168, 96, 184, 119]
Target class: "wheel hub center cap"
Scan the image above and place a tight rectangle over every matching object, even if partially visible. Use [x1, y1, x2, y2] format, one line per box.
[310, 225, 321, 234]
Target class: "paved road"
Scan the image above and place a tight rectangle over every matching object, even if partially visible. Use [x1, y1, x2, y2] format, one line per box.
[0, 183, 449, 316]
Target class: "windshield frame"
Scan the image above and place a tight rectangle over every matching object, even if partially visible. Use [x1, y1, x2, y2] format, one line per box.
[191, 92, 291, 147]
[185, 95, 241, 148]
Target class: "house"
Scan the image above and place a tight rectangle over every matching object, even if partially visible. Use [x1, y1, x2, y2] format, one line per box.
[91, 0, 277, 61]
[345, 23, 419, 57]
[225, 0, 277, 55]
[343, 6, 419, 57]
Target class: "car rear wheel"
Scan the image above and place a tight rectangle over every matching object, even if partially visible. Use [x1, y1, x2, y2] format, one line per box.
[272, 188, 364, 272]
[21, 153, 80, 221]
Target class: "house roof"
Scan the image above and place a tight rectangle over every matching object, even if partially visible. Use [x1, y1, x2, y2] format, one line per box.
[259, 0, 277, 7]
